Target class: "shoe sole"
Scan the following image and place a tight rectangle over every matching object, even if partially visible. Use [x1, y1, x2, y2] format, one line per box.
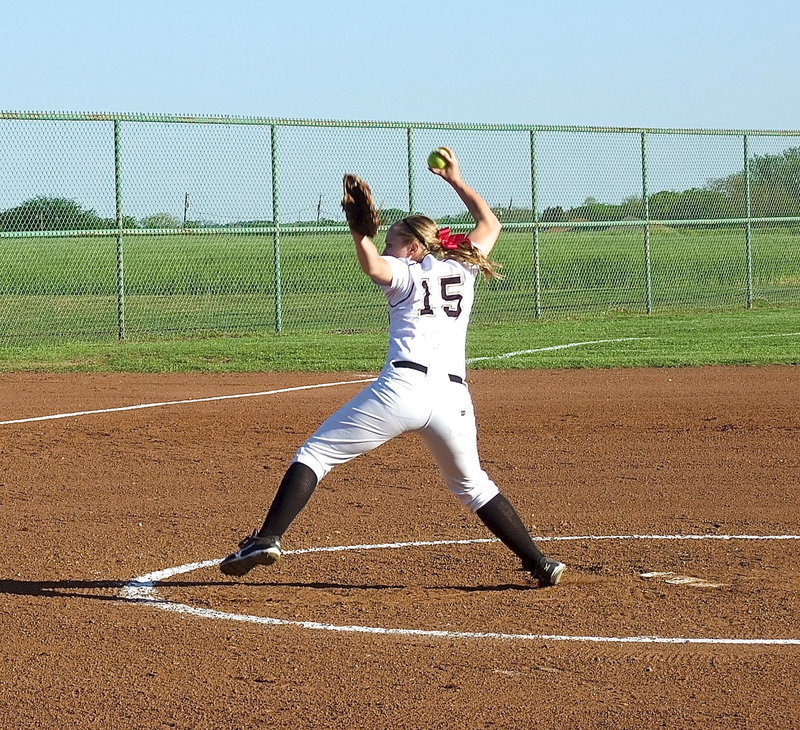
[219, 546, 281, 577]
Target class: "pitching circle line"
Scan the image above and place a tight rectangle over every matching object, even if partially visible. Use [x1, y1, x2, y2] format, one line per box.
[121, 534, 800, 646]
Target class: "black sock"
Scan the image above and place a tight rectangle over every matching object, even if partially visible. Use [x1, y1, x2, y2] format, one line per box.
[475, 493, 545, 571]
[258, 462, 319, 539]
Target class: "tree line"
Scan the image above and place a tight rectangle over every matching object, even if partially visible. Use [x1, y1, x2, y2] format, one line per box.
[3, 147, 799, 232]
[0, 197, 189, 232]
[449, 146, 800, 225]
[536, 146, 800, 224]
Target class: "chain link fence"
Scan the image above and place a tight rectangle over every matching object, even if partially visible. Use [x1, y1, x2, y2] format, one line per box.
[1, 112, 799, 343]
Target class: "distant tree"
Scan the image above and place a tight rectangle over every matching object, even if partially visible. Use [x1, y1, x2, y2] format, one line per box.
[0, 196, 112, 231]
[648, 190, 682, 220]
[437, 211, 473, 225]
[230, 220, 274, 228]
[749, 146, 800, 202]
[673, 188, 732, 220]
[709, 145, 800, 218]
[567, 201, 623, 221]
[498, 207, 535, 223]
[620, 195, 644, 219]
[141, 213, 180, 229]
[381, 208, 408, 223]
[541, 206, 567, 223]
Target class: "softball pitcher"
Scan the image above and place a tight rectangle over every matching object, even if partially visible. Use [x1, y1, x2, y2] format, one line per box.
[221, 148, 565, 587]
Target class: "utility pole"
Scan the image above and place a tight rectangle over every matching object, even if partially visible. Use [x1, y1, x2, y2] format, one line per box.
[183, 192, 190, 227]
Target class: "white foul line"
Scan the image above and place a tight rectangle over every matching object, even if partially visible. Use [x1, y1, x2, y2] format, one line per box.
[121, 535, 800, 646]
[742, 332, 800, 339]
[0, 377, 376, 425]
[465, 338, 650, 364]
[1, 338, 647, 425]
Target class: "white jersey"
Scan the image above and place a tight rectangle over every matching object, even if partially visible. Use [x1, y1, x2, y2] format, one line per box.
[379, 254, 478, 380]
[294, 251, 498, 512]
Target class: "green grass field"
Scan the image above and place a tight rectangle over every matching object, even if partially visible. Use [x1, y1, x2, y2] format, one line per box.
[1, 307, 798, 373]
[1, 225, 798, 372]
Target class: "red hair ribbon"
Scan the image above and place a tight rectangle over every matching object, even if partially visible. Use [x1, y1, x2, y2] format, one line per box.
[437, 227, 471, 250]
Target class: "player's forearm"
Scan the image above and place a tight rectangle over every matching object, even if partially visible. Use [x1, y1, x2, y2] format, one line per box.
[448, 178, 501, 232]
[352, 232, 392, 284]
[447, 178, 501, 252]
[352, 231, 379, 273]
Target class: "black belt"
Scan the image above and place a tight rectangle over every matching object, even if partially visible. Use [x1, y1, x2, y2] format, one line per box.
[392, 360, 464, 384]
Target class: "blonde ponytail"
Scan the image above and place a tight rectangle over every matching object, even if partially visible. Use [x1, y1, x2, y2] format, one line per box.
[397, 216, 502, 281]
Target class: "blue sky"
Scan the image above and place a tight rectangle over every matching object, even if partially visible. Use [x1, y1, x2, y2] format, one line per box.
[3, 0, 800, 222]
[3, 0, 800, 129]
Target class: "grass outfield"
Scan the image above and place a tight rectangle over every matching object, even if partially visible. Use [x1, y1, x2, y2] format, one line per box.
[1, 226, 798, 372]
[1, 226, 799, 343]
[1, 307, 798, 373]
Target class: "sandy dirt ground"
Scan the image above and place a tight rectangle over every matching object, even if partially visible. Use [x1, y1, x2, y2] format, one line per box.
[1, 366, 798, 729]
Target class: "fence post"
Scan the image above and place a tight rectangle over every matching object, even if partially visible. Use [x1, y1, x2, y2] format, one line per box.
[407, 127, 415, 215]
[271, 124, 282, 333]
[744, 134, 753, 309]
[530, 129, 541, 318]
[641, 132, 653, 314]
[113, 120, 126, 340]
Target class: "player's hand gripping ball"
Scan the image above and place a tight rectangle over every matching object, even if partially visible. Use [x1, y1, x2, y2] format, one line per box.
[427, 148, 449, 170]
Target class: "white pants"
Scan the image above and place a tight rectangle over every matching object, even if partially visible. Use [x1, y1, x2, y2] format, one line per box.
[293, 367, 499, 511]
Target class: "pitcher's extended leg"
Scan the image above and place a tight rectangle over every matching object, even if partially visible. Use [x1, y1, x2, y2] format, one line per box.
[258, 462, 318, 539]
[219, 462, 319, 578]
[221, 372, 425, 578]
[475, 493, 565, 586]
[422, 382, 565, 587]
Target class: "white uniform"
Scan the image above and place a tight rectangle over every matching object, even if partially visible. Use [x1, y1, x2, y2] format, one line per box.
[293, 253, 499, 511]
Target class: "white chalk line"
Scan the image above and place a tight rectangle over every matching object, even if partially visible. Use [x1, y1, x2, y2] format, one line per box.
[5, 340, 795, 645]
[121, 534, 800, 646]
[465, 337, 651, 364]
[742, 331, 800, 339]
[0, 377, 376, 425]
[4, 331, 797, 426]
[0, 338, 647, 425]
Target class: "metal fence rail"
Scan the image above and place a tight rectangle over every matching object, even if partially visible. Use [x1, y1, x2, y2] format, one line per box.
[1, 111, 799, 343]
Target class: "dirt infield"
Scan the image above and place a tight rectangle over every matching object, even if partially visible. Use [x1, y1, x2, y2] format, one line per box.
[2, 366, 799, 729]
